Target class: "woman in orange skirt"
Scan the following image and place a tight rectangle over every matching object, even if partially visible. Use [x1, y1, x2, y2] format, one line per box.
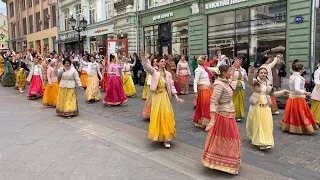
[203, 65, 241, 175]
[176, 55, 191, 94]
[282, 64, 319, 134]
[193, 56, 216, 128]
[43, 59, 59, 106]
[79, 57, 89, 88]
[100, 57, 108, 92]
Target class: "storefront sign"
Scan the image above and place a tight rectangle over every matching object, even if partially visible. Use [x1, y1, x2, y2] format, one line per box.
[107, 41, 116, 57]
[294, 16, 304, 24]
[153, 12, 174, 21]
[95, 29, 109, 34]
[205, 0, 249, 10]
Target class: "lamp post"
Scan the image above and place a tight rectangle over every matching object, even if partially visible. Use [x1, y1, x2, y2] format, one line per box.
[69, 16, 87, 54]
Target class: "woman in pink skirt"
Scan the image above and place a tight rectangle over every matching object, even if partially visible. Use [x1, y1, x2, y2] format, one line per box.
[26, 57, 45, 99]
[103, 54, 127, 106]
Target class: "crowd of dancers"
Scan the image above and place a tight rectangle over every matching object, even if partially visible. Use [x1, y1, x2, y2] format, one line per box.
[0, 45, 320, 175]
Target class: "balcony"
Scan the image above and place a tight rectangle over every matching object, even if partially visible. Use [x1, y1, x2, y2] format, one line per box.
[114, 0, 134, 10]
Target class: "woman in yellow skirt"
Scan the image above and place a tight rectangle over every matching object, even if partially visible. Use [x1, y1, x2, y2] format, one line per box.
[247, 65, 288, 150]
[230, 58, 248, 122]
[85, 57, 102, 102]
[55, 57, 83, 118]
[122, 57, 136, 97]
[16, 68, 26, 93]
[79, 57, 89, 88]
[141, 45, 184, 148]
[43, 59, 59, 106]
[311, 61, 320, 125]
[142, 54, 154, 100]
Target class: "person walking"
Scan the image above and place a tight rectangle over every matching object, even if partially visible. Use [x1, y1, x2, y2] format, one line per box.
[311, 59, 320, 125]
[85, 57, 102, 103]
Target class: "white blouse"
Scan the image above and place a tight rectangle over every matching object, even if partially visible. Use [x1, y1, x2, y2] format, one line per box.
[193, 66, 217, 93]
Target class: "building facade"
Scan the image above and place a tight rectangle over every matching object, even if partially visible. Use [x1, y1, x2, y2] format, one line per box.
[2, 0, 58, 52]
[57, 0, 140, 56]
[0, 13, 9, 49]
[138, 0, 318, 69]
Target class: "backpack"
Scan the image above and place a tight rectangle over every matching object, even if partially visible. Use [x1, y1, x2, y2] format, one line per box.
[278, 64, 287, 77]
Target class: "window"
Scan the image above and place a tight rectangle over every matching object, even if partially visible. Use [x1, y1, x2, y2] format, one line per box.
[29, 15, 33, 33]
[89, 0, 97, 24]
[43, 8, 49, 30]
[144, 25, 158, 55]
[23, 18, 27, 35]
[63, 9, 69, 31]
[9, 2, 14, 17]
[11, 23, 15, 38]
[75, 4, 81, 16]
[28, 0, 32, 8]
[35, 0, 39, 5]
[36, 12, 41, 32]
[207, 0, 287, 67]
[105, 0, 114, 19]
[51, 5, 56, 27]
[145, 0, 179, 10]
[21, 0, 26, 10]
[29, 41, 34, 49]
[52, 36, 56, 51]
[43, 38, 49, 51]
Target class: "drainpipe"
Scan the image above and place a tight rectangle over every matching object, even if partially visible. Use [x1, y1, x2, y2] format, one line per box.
[135, 0, 139, 53]
[310, 0, 316, 72]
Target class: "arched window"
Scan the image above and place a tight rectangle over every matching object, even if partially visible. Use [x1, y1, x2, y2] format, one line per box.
[89, 0, 97, 24]
[74, 4, 82, 17]
[64, 9, 70, 31]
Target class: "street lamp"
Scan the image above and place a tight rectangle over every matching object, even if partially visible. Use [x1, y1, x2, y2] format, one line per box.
[69, 16, 87, 54]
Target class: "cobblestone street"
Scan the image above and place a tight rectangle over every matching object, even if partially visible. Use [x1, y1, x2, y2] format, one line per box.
[0, 85, 319, 180]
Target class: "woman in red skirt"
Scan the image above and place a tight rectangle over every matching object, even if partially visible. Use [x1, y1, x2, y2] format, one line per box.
[26, 57, 45, 99]
[100, 56, 108, 92]
[282, 64, 319, 134]
[203, 65, 241, 175]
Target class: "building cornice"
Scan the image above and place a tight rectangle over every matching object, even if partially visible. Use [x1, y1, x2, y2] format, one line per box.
[60, 0, 81, 9]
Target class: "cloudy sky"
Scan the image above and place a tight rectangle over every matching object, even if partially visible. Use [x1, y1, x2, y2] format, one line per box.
[0, 2, 6, 16]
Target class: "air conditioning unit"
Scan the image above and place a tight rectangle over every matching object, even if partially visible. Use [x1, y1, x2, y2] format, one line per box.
[38, 20, 42, 24]
[46, 14, 50, 19]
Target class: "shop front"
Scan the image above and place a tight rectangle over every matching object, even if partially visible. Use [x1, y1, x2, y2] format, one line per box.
[86, 24, 114, 55]
[204, 0, 314, 68]
[140, 4, 192, 56]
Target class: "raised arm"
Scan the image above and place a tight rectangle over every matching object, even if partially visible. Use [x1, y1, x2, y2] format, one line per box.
[140, 45, 155, 75]
[205, 57, 217, 67]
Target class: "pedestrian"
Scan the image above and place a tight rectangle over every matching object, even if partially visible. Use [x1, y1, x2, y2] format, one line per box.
[55, 57, 83, 118]
[141, 45, 184, 148]
[202, 65, 241, 175]
[79, 56, 89, 89]
[246, 66, 288, 150]
[26, 57, 45, 99]
[122, 57, 136, 97]
[43, 59, 59, 106]
[230, 58, 248, 122]
[85, 57, 102, 103]
[282, 64, 319, 134]
[131, 53, 140, 85]
[141, 54, 154, 100]
[176, 55, 191, 94]
[193, 55, 216, 128]
[260, 55, 282, 115]
[311, 59, 320, 125]
[16, 68, 26, 93]
[142, 57, 157, 119]
[190, 56, 198, 75]
[103, 54, 127, 106]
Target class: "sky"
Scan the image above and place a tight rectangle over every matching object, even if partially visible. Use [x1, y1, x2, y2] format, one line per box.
[0, 2, 6, 16]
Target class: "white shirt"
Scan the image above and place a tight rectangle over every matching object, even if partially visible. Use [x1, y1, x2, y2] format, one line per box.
[294, 77, 305, 94]
[193, 66, 217, 93]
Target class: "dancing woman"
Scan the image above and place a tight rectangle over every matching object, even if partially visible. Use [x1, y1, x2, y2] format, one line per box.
[26, 57, 45, 99]
[247, 66, 288, 149]
[100, 56, 108, 92]
[141, 45, 184, 148]
[202, 65, 241, 175]
[103, 54, 127, 106]
[176, 55, 191, 94]
[230, 58, 248, 121]
[43, 59, 59, 106]
[142, 54, 154, 100]
[55, 57, 83, 118]
[311, 59, 320, 125]
[282, 64, 319, 134]
[85, 57, 102, 103]
[122, 57, 136, 97]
